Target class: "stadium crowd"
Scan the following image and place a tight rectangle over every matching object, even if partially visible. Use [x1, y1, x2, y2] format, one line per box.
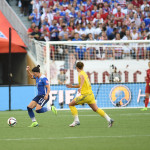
[17, 0, 150, 60]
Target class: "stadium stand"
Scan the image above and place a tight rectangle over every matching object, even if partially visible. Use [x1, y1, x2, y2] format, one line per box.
[7, 0, 150, 60]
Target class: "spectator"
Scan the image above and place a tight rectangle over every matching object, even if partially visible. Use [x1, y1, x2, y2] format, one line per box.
[86, 33, 96, 60]
[130, 27, 139, 40]
[59, 25, 69, 41]
[132, 13, 141, 28]
[75, 46, 86, 60]
[85, 23, 95, 38]
[72, 32, 82, 41]
[141, 0, 149, 11]
[40, 22, 50, 41]
[113, 33, 123, 59]
[20, 0, 30, 16]
[54, 11, 62, 23]
[124, 14, 131, 26]
[94, 23, 103, 39]
[122, 30, 132, 40]
[29, 26, 41, 41]
[57, 68, 67, 84]
[132, 0, 142, 8]
[93, 13, 103, 25]
[74, 24, 85, 39]
[106, 21, 114, 38]
[109, 66, 121, 83]
[144, 13, 150, 28]
[28, 8, 41, 26]
[27, 22, 36, 35]
[120, 25, 126, 39]
[31, 0, 41, 13]
[108, 28, 118, 40]
[139, 21, 148, 32]
[62, 33, 69, 41]
[49, 19, 59, 41]
[114, 6, 125, 25]
[41, 8, 53, 25]
[98, 30, 108, 40]
[85, 0, 94, 12]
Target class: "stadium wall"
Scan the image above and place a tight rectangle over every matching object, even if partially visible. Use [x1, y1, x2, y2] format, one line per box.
[0, 83, 147, 111]
[51, 60, 148, 84]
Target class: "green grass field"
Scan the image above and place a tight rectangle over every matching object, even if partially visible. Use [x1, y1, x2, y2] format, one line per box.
[0, 109, 150, 150]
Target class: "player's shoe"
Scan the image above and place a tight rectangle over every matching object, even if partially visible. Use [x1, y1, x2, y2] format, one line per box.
[108, 119, 114, 128]
[28, 121, 38, 127]
[141, 107, 147, 111]
[51, 106, 57, 115]
[69, 121, 80, 127]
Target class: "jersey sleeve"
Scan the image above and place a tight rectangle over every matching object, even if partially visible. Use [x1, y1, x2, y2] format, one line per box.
[43, 77, 49, 86]
[33, 76, 36, 79]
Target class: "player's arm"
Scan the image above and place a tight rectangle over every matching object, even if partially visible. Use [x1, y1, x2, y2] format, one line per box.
[26, 66, 34, 79]
[66, 84, 80, 88]
[44, 84, 50, 100]
[78, 74, 85, 93]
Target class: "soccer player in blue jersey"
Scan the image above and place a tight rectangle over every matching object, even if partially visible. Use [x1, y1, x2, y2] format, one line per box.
[26, 65, 57, 127]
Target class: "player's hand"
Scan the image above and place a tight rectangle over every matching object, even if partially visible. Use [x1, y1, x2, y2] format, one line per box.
[26, 66, 30, 71]
[44, 94, 48, 100]
[66, 84, 72, 88]
[78, 87, 81, 93]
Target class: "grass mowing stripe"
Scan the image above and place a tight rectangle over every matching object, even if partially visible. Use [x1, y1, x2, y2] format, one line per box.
[1, 135, 150, 141]
[0, 113, 149, 118]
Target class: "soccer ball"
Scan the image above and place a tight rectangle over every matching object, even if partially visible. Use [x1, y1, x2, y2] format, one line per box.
[7, 117, 17, 127]
[114, 77, 120, 82]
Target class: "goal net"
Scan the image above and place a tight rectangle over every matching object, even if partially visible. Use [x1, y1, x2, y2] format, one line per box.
[29, 40, 150, 109]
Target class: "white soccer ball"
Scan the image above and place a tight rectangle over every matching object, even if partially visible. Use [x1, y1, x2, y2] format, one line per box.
[114, 77, 120, 82]
[7, 117, 17, 127]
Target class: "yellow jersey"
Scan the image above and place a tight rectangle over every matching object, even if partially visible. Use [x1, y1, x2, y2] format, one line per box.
[78, 70, 93, 95]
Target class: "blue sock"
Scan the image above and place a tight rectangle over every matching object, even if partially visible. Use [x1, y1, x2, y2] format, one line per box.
[27, 107, 36, 122]
[36, 107, 48, 113]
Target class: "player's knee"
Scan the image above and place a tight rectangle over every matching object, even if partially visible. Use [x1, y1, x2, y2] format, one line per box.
[92, 108, 97, 112]
[27, 106, 32, 111]
[36, 109, 41, 113]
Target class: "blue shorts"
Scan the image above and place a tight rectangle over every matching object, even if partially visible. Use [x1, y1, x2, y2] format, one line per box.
[32, 95, 49, 107]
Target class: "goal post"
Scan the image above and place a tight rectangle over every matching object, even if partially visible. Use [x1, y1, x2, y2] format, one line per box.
[30, 39, 150, 109]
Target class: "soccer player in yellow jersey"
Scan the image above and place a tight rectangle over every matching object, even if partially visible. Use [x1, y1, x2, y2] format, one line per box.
[67, 62, 114, 127]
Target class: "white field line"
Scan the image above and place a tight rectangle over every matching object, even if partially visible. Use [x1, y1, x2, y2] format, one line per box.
[0, 135, 150, 141]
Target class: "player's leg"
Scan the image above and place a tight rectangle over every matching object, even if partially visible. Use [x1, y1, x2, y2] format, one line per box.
[141, 83, 150, 111]
[35, 96, 57, 115]
[69, 99, 80, 127]
[88, 103, 114, 127]
[141, 93, 149, 111]
[27, 101, 38, 127]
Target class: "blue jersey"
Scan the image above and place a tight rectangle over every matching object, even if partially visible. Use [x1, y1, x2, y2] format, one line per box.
[33, 75, 49, 96]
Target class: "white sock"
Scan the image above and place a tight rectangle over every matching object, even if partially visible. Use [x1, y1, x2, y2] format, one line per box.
[31, 117, 36, 122]
[47, 106, 51, 111]
[74, 115, 79, 122]
[104, 114, 111, 122]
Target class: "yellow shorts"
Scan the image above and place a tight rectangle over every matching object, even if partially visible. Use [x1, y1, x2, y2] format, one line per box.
[74, 93, 96, 105]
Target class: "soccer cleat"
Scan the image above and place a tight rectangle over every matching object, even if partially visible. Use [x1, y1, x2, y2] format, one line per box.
[108, 119, 114, 128]
[28, 121, 39, 127]
[69, 121, 80, 127]
[51, 106, 57, 115]
[141, 107, 148, 111]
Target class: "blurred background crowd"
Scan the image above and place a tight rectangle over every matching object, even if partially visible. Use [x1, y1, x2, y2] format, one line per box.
[10, 0, 150, 60]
